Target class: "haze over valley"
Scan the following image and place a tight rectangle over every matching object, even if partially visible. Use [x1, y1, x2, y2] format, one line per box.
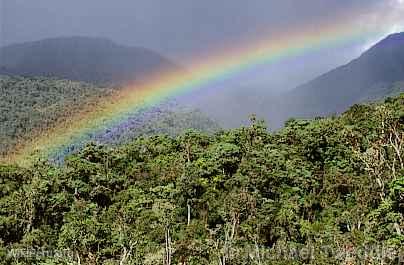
[1, 1, 404, 264]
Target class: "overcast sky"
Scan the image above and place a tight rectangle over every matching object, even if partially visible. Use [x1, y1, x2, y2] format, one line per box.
[1, 0, 404, 90]
[2, 1, 403, 56]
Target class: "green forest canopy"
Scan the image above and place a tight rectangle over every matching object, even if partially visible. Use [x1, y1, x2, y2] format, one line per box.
[0, 94, 403, 264]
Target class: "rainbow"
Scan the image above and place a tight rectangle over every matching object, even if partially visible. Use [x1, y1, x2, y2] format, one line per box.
[4, 15, 386, 165]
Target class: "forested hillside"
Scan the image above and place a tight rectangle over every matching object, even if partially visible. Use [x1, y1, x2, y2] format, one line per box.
[0, 75, 219, 159]
[1, 94, 403, 264]
[0, 75, 112, 156]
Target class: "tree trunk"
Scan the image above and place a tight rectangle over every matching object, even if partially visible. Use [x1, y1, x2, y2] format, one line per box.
[187, 203, 191, 226]
[165, 227, 172, 265]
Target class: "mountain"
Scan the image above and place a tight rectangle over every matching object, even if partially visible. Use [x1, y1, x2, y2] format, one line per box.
[0, 37, 180, 85]
[186, 33, 404, 129]
[276, 32, 404, 123]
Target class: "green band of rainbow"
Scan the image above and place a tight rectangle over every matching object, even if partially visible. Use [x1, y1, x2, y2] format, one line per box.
[5, 14, 388, 165]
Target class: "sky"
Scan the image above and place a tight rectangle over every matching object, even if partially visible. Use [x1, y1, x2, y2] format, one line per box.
[2, 0, 403, 57]
[2, 0, 404, 160]
[1, 0, 404, 104]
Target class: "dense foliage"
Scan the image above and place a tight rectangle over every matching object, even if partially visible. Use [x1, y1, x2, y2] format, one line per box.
[0, 75, 111, 156]
[0, 75, 219, 160]
[1, 94, 403, 264]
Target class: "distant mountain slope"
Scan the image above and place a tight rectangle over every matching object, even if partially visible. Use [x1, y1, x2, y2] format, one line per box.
[0, 37, 180, 85]
[0, 75, 219, 158]
[0, 75, 111, 155]
[278, 32, 404, 122]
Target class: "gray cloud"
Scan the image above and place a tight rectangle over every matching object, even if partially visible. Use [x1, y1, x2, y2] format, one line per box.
[2, 0, 403, 128]
[1, 0, 402, 109]
[2, 0, 391, 59]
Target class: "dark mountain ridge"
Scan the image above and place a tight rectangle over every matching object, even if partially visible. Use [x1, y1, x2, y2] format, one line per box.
[0, 36, 180, 85]
[276, 32, 404, 123]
